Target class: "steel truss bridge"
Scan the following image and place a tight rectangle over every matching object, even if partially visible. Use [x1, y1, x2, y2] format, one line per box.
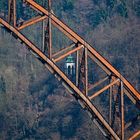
[0, 0, 140, 140]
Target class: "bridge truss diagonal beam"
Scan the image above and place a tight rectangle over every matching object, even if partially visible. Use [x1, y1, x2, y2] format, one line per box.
[17, 15, 47, 30]
[53, 45, 84, 63]
[25, 0, 140, 105]
[89, 78, 120, 100]
[0, 0, 139, 139]
[0, 18, 120, 140]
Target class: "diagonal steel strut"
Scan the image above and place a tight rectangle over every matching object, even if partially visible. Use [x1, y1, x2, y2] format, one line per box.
[25, 0, 140, 105]
[0, 1, 139, 139]
[0, 18, 120, 140]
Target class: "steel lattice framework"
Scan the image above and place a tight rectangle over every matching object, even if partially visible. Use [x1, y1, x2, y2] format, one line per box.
[0, 0, 140, 139]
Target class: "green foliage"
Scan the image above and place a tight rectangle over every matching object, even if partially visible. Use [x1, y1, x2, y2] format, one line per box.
[88, 0, 130, 28]
[106, 0, 116, 9]
[92, 0, 98, 4]
[0, 1, 7, 10]
[88, 10, 108, 28]
[88, 11, 101, 28]
[117, 2, 128, 17]
[92, 0, 100, 5]
[63, 0, 74, 11]
[0, 0, 139, 139]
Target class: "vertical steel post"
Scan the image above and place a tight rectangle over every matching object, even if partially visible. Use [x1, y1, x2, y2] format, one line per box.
[8, 0, 10, 22]
[41, 0, 46, 52]
[13, 0, 16, 27]
[85, 47, 88, 96]
[42, 20, 45, 52]
[48, 0, 52, 59]
[8, 0, 16, 27]
[121, 81, 124, 140]
[76, 50, 79, 86]
[109, 77, 113, 126]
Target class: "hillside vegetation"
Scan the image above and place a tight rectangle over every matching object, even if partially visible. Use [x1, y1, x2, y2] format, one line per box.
[0, 0, 140, 139]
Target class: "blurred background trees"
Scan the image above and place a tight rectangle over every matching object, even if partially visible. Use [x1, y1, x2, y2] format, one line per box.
[0, 0, 140, 139]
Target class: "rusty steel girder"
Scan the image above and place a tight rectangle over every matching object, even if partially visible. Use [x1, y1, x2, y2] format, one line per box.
[8, 0, 16, 26]
[0, 0, 140, 139]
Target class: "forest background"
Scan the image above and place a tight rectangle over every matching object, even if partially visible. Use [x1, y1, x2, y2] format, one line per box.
[0, 0, 140, 139]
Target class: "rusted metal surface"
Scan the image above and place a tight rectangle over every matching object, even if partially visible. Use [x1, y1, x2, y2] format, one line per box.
[0, 18, 120, 140]
[129, 131, 140, 140]
[109, 77, 113, 126]
[17, 15, 47, 30]
[89, 79, 120, 100]
[42, 19, 45, 52]
[52, 43, 75, 58]
[85, 47, 88, 96]
[25, 0, 140, 103]
[48, 0, 52, 59]
[76, 50, 79, 86]
[78, 48, 86, 94]
[121, 81, 124, 140]
[53, 45, 83, 63]
[88, 76, 109, 91]
[8, 0, 16, 26]
[0, 0, 139, 139]
[111, 83, 121, 132]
